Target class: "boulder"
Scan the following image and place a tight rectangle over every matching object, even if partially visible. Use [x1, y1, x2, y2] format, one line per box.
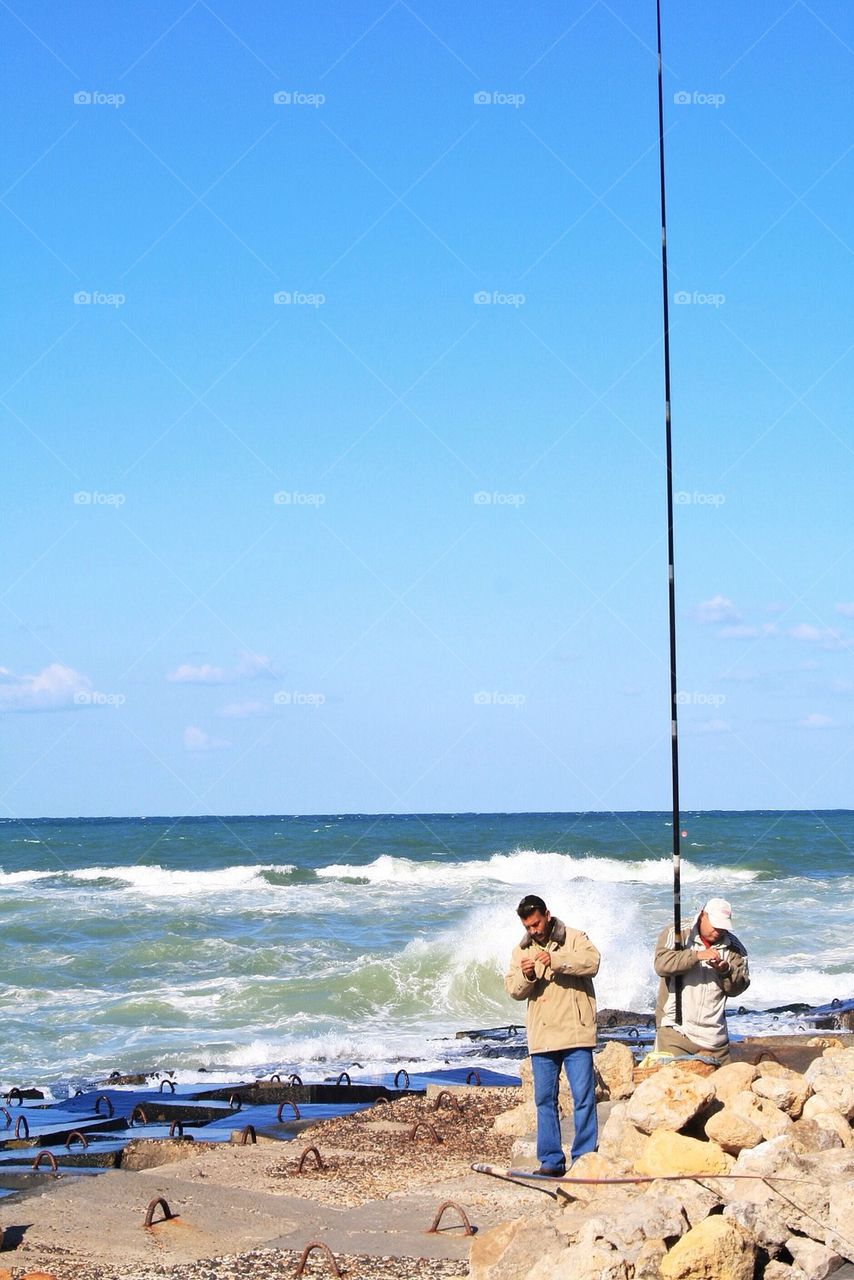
[826, 1178, 854, 1261]
[752, 1067, 812, 1118]
[633, 1238, 668, 1280]
[599, 1101, 648, 1165]
[494, 1101, 536, 1137]
[712, 1061, 757, 1107]
[662, 1177, 722, 1228]
[804, 1049, 854, 1119]
[722, 1199, 790, 1252]
[563, 1150, 632, 1200]
[594, 1041, 637, 1101]
[791, 1118, 842, 1152]
[704, 1106, 763, 1154]
[469, 1218, 568, 1280]
[635, 1129, 732, 1177]
[763, 1265, 805, 1280]
[659, 1215, 755, 1280]
[560, 1242, 628, 1279]
[730, 1091, 794, 1141]
[572, 1189, 688, 1262]
[803, 1107, 854, 1149]
[785, 1235, 844, 1280]
[626, 1066, 716, 1135]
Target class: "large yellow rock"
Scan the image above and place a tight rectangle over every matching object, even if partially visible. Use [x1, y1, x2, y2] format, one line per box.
[712, 1061, 757, 1107]
[594, 1041, 636, 1101]
[635, 1128, 733, 1177]
[469, 1217, 568, 1280]
[626, 1065, 716, 1134]
[660, 1215, 755, 1280]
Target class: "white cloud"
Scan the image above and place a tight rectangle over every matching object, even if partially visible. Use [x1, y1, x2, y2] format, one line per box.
[799, 713, 836, 730]
[694, 595, 741, 625]
[168, 663, 229, 685]
[789, 624, 849, 650]
[168, 650, 277, 686]
[0, 662, 93, 711]
[835, 602, 854, 618]
[693, 719, 730, 734]
[183, 725, 230, 751]
[218, 700, 267, 719]
[716, 623, 778, 640]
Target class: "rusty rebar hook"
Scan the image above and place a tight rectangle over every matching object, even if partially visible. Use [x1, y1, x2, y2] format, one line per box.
[297, 1145, 324, 1172]
[427, 1200, 474, 1236]
[294, 1240, 343, 1277]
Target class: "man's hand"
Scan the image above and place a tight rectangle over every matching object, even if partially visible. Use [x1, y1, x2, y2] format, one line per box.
[535, 950, 551, 968]
[521, 957, 537, 980]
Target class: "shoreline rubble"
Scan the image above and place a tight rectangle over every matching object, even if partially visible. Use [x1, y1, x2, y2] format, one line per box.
[0, 1034, 852, 1280]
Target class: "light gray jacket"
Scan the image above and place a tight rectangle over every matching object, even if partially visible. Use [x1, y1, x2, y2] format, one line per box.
[654, 920, 749, 1051]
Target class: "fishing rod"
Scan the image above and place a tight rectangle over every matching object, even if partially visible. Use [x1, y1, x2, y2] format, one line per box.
[655, 0, 683, 1021]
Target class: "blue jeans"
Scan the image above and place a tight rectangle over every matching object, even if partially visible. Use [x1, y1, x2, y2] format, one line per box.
[531, 1047, 597, 1170]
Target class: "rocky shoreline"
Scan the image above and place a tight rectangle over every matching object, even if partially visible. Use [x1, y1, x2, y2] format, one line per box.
[1, 1036, 853, 1280]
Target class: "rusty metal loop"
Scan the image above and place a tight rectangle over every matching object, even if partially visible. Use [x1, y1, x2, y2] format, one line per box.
[0, 1107, 10, 1127]
[32, 1150, 58, 1172]
[831, 997, 841, 1008]
[6, 1087, 24, 1105]
[159, 1077, 176, 1093]
[427, 1200, 474, 1236]
[14, 1115, 30, 1139]
[143, 1197, 174, 1228]
[65, 1130, 89, 1150]
[288, 1073, 302, 1086]
[627, 1027, 640, 1039]
[408, 1121, 442, 1143]
[277, 1100, 301, 1121]
[269, 1072, 282, 1083]
[295, 1240, 343, 1278]
[607, 1014, 617, 1027]
[95, 1094, 114, 1117]
[109, 1070, 122, 1080]
[237, 1125, 257, 1145]
[168, 1120, 184, 1138]
[465, 1070, 481, 1086]
[393, 1068, 410, 1089]
[335, 1072, 351, 1086]
[131, 1105, 149, 1126]
[754, 1049, 782, 1066]
[432, 1090, 461, 1113]
[297, 1145, 324, 1172]
[228, 1093, 243, 1111]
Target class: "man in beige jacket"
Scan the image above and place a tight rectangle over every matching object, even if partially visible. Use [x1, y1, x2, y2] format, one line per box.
[505, 894, 600, 1175]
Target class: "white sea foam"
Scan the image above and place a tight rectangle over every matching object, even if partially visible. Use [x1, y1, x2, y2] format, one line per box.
[65, 864, 295, 896]
[315, 849, 758, 889]
[0, 868, 54, 885]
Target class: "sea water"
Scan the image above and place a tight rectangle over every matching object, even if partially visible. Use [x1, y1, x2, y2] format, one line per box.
[1, 811, 851, 1091]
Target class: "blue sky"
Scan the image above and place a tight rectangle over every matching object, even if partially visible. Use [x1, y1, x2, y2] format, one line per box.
[2, 0, 852, 817]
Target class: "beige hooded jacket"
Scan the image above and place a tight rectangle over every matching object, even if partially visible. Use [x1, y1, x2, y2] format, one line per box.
[504, 917, 600, 1053]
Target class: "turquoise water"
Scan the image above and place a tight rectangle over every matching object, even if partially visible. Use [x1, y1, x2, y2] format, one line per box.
[1, 811, 852, 1090]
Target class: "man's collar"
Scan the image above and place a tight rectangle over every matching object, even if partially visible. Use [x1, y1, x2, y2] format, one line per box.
[520, 917, 567, 948]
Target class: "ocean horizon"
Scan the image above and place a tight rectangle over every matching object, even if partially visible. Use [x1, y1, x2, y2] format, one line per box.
[2, 810, 852, 1094]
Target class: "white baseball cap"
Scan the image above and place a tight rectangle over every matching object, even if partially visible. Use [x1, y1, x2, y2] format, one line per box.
[703, 898, 733, 930]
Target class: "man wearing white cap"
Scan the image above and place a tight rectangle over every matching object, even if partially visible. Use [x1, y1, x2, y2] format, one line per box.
[653, 898, 749, 1065]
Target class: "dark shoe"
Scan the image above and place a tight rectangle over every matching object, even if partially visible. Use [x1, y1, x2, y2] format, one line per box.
[533, 1165, 565, 1177]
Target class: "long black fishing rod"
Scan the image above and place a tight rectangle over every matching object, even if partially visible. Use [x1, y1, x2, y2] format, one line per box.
[655, 0, 683, 1022]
